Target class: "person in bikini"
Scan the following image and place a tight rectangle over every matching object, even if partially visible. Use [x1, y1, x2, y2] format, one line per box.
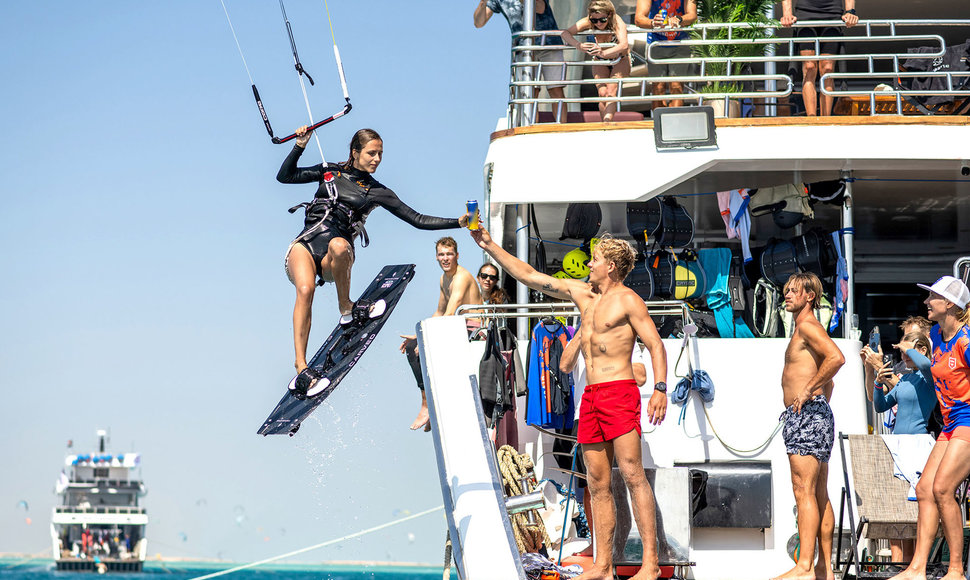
[277, 127, 465, 396]
[772, 272, 845, 580]
[469, 225, 668, 580]
[400, 237, 483, 431]
[889, 276, 970, 580]
[562, 0, 631, 122]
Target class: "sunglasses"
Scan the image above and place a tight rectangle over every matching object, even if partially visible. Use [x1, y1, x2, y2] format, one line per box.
[479, 273, 499, 282]
[589, 16, 609, 24]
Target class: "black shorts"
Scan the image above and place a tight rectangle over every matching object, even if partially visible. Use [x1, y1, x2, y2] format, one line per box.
[285, 219, 354, 285]
[794, 25, 842, 56]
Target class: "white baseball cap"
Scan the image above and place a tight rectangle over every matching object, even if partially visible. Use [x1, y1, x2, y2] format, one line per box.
[917, 275, 970, 310]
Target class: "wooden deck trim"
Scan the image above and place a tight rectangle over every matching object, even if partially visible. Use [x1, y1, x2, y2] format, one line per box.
[490, 114, 970, 141]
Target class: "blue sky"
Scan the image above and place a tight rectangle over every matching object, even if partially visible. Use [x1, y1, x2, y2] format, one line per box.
[0, 1, 514, 565]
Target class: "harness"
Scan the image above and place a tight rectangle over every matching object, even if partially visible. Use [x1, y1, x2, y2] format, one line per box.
[287, 170, 371, 248]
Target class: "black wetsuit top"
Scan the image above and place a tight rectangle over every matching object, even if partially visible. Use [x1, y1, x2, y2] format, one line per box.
[277, 144, 460, 242]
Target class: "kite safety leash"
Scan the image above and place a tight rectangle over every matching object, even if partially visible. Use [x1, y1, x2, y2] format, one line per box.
[219, 0, 352, 153]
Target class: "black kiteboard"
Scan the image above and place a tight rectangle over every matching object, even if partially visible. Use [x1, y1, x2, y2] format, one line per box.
[258, 264, 416, 436]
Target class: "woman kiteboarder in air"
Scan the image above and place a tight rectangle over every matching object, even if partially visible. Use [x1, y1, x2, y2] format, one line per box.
[278, 126, 466, 395]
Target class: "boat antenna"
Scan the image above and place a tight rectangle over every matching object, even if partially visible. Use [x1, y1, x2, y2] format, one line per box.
[218, 0, 352, 158]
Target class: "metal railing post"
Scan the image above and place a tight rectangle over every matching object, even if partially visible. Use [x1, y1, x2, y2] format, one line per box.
[842, 172, 856, 340]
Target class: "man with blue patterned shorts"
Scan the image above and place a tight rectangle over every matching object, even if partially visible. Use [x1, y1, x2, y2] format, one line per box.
[772, 272, 845, 580]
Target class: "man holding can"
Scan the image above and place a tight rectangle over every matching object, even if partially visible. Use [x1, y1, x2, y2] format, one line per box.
[635, 0, 698, 109]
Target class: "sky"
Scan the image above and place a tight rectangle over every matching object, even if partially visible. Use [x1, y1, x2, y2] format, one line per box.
[0, 1, 516, 565]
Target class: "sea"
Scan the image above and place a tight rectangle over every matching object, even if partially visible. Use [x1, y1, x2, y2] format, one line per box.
[0, 560, 458, 580]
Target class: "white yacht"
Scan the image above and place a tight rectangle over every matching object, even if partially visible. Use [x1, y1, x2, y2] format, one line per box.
[419, 1, 969, 578]
[51, 430, 148, 572]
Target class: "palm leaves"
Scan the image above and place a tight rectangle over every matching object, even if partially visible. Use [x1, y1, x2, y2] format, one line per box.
[691, 0, 777, 92]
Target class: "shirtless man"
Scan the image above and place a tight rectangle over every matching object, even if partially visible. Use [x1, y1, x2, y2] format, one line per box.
[470, 226, 667, 580]
[400, 236, 483, 431]
[772, 272, 846, 580]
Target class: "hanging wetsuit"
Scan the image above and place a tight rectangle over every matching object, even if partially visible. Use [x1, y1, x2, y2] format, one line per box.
[526, 320, 574, 429]
[277, 144, 459, 280]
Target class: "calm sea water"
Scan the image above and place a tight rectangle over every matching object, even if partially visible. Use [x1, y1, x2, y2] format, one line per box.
[0, 560, 458, 580]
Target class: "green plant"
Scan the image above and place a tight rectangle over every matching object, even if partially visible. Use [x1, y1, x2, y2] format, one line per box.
[691, 0, 776, 93]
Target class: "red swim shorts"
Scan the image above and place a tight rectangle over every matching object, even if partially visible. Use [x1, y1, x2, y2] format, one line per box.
[937, 425, 970, 443]
[577, 379, 641, 444]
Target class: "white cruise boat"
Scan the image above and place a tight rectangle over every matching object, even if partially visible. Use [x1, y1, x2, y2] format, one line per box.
[51, 430, 148, 572]
[418, 1, 970, 578]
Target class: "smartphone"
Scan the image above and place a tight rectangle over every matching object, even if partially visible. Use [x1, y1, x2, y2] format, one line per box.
[868, 326, 880, 350]
[883, 353, 895, 367]
[586, 35, 596, 43]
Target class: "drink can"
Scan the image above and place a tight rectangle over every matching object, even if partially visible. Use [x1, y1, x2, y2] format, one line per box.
[659, 8, 668, 25]
[466, 199, 480, 230]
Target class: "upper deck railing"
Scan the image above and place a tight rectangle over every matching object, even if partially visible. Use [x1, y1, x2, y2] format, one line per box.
[506, 19, 970, 128]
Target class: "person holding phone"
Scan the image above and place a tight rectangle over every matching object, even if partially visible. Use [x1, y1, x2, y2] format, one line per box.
[562, 0, 631, 121]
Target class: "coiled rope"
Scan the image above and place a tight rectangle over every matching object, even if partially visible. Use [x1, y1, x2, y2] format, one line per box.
[497, 445, 551, 554]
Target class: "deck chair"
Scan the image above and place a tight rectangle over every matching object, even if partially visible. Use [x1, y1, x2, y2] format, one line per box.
[837, 433, 946, 578]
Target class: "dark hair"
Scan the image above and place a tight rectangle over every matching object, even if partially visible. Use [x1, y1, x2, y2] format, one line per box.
[345, 128, 382, 166]
[435, 236, 458, 252]
[478, 263, 508, 305]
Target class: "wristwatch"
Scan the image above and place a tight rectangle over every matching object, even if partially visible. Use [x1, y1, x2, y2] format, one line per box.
[654, 381, 667, 393]
[843, 8, 856, 15]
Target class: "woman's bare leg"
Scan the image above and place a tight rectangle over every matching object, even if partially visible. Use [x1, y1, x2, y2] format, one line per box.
[321, 237, 355, 315]
[888, 440, 947, 580]
[286, 244, 317, 372]
[932, 438, 970, 580]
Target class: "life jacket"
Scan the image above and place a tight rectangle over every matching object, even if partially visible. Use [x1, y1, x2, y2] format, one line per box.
[778, 295, 835, 338]
[649, 249, 677, 298]
[753, 278, 781, 337]
[479, 322, 518, 427]
[657, 197, 695, 248]
[760, 238, 799, 287]
[749, 183, 814, 229]
[626, 198, 663, 252]
[672, 250, 708, 300]
[627, 255, 656, 300]
[793, 228, 837, 279]
[560, 203, 602, 242]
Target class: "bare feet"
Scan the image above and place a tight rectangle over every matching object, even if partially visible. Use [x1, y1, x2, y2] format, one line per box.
[574, 565, 612, 580]
[940, 569, 965, 580]
[813, 561, 834, 580]
[770, 565, 816, 580]
[410, 403, 430, 431]
[886, 566, 927, 580]
[628, 565, 661, 580]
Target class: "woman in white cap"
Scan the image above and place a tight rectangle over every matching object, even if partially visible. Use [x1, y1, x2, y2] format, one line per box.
[889, 275, 970, 580]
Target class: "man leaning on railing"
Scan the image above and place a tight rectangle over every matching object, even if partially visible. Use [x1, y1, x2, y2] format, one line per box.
[635, 0, 699, 109]
[781, 0, 858, 116]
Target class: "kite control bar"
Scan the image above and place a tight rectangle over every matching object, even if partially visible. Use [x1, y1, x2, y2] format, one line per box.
[251, 43, 353, 145]
[269, 98, 352, 144]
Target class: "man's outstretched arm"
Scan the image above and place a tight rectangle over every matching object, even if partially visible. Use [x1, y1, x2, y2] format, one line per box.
[469, 226, 580, 302]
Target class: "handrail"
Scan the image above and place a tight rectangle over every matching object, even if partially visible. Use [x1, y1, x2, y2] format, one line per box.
[505, 19, 970, 126]
[455, 300, 689, 319]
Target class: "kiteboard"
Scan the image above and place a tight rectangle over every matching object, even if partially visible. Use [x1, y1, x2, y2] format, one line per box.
[258, 264, 416, 436]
